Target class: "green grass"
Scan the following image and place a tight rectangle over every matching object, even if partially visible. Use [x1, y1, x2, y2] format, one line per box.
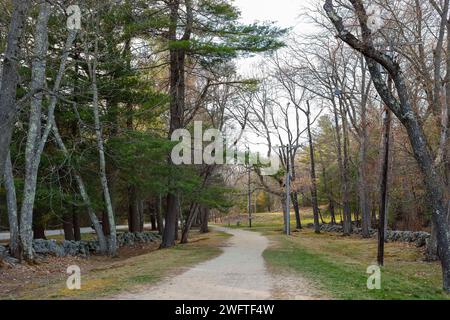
[226, 211, 450, 300]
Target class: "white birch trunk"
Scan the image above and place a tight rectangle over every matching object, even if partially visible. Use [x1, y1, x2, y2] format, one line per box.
[51, 120, 108, 254]
[0, 0, 31, 181]
[19, 3, 51, 260]
[4, 152, 20, 258]
[88, 37, 117, 256]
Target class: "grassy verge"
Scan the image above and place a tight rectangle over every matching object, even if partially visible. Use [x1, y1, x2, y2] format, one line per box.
[227, 212, 449, 300]
[7, 231, 230, 300]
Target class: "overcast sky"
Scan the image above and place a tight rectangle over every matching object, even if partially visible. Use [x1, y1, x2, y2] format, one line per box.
[230, 0, 321, 151]
[233, 0, 319, 76]
[234, 0, 303, 28]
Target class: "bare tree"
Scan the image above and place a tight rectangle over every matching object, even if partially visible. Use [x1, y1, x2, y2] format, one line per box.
[324, 0, 450, 292]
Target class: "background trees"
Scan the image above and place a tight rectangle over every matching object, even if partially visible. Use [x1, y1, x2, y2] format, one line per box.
[0, 0, 449, 293]
[0, 0, 284, 260]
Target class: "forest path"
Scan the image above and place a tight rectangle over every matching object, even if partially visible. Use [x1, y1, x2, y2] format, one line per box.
[112, 227, 322, 300]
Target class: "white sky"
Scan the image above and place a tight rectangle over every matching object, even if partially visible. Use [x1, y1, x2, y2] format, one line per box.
[234, 0, 317, 75]
[230, 0, 321, 152]
[234, 0, 303, 27]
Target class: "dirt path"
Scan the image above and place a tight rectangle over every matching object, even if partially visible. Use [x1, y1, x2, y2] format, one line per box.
[112, 227, 324, 300]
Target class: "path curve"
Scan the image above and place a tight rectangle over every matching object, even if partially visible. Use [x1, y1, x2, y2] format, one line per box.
[113, 227, 322, 300]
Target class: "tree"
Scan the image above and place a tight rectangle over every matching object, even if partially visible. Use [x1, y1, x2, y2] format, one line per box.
[159, 0, 285, 248]
[324, 0, 450, 292]
[0, 0, 31, 180]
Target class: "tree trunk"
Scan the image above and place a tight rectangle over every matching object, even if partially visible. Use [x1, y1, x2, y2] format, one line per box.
[306, 101, 321, 234]
[52, 122, 108, 253]
[426, 220, 439, 261]
[181, 203, 199, 244]
[128, 186, 140, 233]
[359, 100, 371, 238]
[281, 194, 288, 233]
[378, 103, 392, 266]
[139, 200, 145, 232]
[340, 100, 353, 235]
[324, 0, 450, 289]
[102, 211, 110, 237]
[0, 0, 31, 181]
[292, 192, 302, 229]
[63, 213, 75, 241]
[200, 206, 210, 234]
[73, 209, 81, 242]
[157, 195, 164, 235]
[329, 200, 337, 224]
[332, 97, 352, 234]
[33, 225, 46, 240]
[162, 0, 193, 249]
[19, 2, 50, 261]
[175, 200, 180, 241]
[320, 155, 336, 225]
[33, 210, 46, 240]
[149, 202, 157, 231]
[4, 152, 20, 258]
[162, 193, 179, 248]
[90, 36, 117, 256]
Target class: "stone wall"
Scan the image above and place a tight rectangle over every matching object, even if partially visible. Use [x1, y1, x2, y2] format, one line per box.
[0, 232, 161, 263]
[307, 223, 430, 248]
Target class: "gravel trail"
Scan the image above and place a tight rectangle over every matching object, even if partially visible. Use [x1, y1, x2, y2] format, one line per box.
[113, 227, 324, 300]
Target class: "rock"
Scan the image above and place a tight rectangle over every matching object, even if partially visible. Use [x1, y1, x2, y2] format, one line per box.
[29, 231, 160, 258]
[0, 245, 7, 259]
[3, 256, 20, 265]
[62, 241, 81, 256]
[310, 223, 431, 247]
[33, 239, 65, 257]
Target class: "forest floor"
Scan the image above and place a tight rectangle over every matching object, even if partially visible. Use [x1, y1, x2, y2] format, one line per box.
[0, 230, 229, 300]
[112, 227, 326, 300]
[225, 211, 450, 300]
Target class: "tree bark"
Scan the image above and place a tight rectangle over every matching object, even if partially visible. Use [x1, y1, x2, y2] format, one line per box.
[340, 99, 353, 235]
[291, 192, 302, 229]
[332, 97, 352, 234]
[128, 186, 140, 233]
[378, 106, 391, 266]
[325, 0, 450, 291]
[4, 152, 20, 258]
[306, 101, 321, 234]
[200, 206, 210, 234]
[149, 202, 157, 231]
[139, 200, 145, 232]
[157, 195, 164, 235]
[0, 0, 31, 181]
[359, 91, 371, 238]
[33, 210, 46, 240]
[89, 36, 117, 256]
[161, 0, 193, 248]
[426, 220, 439, 261]
[181, 203, 199, 244]
[73, 208, 81, 242]
[175, 201, 180, 241]
[52, 121, 108, 253]
[19, 2, 51, 261]
[63, 213, 75, 241]
[320, 154, 336, 224]
[33, 225, 46, 240]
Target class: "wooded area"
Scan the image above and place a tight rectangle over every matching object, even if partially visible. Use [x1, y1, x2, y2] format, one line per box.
[0, 0, 449, 297]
